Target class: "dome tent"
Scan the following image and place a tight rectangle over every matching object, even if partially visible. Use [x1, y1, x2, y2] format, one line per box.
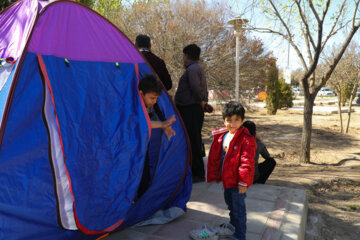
[0, 0, 192, 239]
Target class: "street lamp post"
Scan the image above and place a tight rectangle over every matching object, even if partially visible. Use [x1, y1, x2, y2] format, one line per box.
[228, 17, 248, 102]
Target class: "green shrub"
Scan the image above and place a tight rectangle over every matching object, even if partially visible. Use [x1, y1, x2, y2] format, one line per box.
[266, 63, 280, 115]
[279, 79, 294, 108]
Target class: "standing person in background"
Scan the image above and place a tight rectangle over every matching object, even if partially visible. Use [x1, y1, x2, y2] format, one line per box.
[135, 34, 172, 91]
[242, 121, 276, 184]
[175, 44, 208, 183]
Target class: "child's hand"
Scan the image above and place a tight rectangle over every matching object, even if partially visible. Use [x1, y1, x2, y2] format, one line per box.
[162, 115, 176, 129]
[238, 186, 247, 194]
[164, 126, 176, 140]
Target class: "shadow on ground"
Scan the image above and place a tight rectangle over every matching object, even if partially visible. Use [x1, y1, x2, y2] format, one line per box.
[309, 158, 360, 166]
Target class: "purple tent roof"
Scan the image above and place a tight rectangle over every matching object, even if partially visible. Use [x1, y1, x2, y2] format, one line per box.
[28, 1, 145, 63]
[1, 0, 145, 63]
[0, 0, 147, 143]
[0, 0, 41, 59]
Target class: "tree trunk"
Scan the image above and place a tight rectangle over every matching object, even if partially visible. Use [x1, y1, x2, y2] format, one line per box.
[300, 95, 314, 163]
[337, 88, 343, 133]
[345, 84, 358, 133]
[345, 101, 353, 133]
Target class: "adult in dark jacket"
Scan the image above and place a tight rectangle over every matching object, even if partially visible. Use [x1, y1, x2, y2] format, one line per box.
[175, 44, 208, 182]
[135, 34, 172, 91]
[242, 121, 276, 184]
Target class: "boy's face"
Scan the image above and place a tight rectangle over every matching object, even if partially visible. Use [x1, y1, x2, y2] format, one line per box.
[140, 91, 159, 108]
[224, 115, 243, 134]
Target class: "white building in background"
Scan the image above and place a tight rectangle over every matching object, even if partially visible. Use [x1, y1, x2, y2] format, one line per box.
[283, 68, 292, 84]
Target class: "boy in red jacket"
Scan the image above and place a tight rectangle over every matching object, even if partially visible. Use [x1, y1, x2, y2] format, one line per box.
[191, 102, 256, 240]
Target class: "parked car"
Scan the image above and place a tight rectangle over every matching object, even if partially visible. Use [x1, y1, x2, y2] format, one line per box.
[356, 88, 360, 97]
[292, 87, 302, 96]
[318, 87, 335, 96]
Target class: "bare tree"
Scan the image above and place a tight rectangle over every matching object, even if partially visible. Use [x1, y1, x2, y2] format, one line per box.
[325, 42, 360, 133]
[338, 44, 360, 134]
[106, 0, 272, 99]
[319, 57, 344, 133]
[329, 68, 345, 133]
[247, 0, 360, 163]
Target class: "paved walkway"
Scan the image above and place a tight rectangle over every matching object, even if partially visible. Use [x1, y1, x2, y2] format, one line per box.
[107, 183, 307, 240]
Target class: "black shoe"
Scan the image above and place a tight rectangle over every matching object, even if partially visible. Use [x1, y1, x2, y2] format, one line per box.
[192, 176, 205, 183]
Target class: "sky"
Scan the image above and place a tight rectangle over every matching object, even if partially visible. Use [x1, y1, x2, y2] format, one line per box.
[227, 0, 303, 71]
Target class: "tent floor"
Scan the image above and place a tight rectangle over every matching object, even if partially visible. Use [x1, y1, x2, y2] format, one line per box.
[108, 183, 307, 240]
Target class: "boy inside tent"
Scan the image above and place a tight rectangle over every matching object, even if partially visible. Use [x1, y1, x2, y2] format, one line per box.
[137, 74, 176, 198]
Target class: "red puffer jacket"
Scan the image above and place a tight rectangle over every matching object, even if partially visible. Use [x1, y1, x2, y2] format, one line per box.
[207, 126, 256, 189]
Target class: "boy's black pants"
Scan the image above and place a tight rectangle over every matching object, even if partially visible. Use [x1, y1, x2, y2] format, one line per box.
[177, 104, 205, 179]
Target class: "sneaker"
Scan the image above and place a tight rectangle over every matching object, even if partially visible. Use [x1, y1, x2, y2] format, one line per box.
[215, 223, 235, 237]
[189, 224, 219, 240]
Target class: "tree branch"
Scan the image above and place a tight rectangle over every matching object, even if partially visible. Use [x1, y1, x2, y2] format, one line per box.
[300, 24, 313, 65]
[321, 2, 346, 51]
[268, 0, 294, 40]
[294, 0, 316, 50]
[308, 0, 321, 24]
[300, 0, 325, 96]
[246, 26, 309, 71]
[315, 23, 360, 93]
[322, 23, 351, 52]
[321, 0, 331, 22]
[268, 0, 311, 72]
[352, 0, 360, 27]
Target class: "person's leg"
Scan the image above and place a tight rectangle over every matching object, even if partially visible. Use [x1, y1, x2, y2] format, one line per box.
[199, 105, 206, 157]
[257, 158, 276, 184]
[224, 188, 235, 227]
[231, 189, 246, 240]
[177, 105, 197, 178]
[137, 149, 150, 199]
[177, 104, 205, 180]
[192, 104, 205, 178]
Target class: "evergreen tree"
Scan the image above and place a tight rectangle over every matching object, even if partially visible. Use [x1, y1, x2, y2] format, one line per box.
[266, 63, 280, 115]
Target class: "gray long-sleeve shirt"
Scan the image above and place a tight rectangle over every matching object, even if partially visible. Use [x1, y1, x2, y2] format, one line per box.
[175, 61, 208, 106]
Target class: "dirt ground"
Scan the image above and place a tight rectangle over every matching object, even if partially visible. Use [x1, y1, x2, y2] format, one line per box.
[202, 101, 360, 240]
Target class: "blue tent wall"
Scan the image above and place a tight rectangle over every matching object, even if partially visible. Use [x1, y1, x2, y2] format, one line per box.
[39, 56, 191, 230]
[0, 52, 93, 240]
[0, 52, 191, 239]
[120, 64, 192, 228]
[39, 54, 150, 232]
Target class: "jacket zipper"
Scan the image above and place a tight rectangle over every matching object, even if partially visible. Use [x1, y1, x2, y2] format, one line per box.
[221, 130, 241, 186]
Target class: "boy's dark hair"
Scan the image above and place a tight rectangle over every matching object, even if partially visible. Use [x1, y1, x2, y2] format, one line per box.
[135, 34, 151, 49]
[138, 74, 163, 96]
[242, 120, 256, 137]
[222, 101, 245, 120]
[183, 44, 201, 61]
